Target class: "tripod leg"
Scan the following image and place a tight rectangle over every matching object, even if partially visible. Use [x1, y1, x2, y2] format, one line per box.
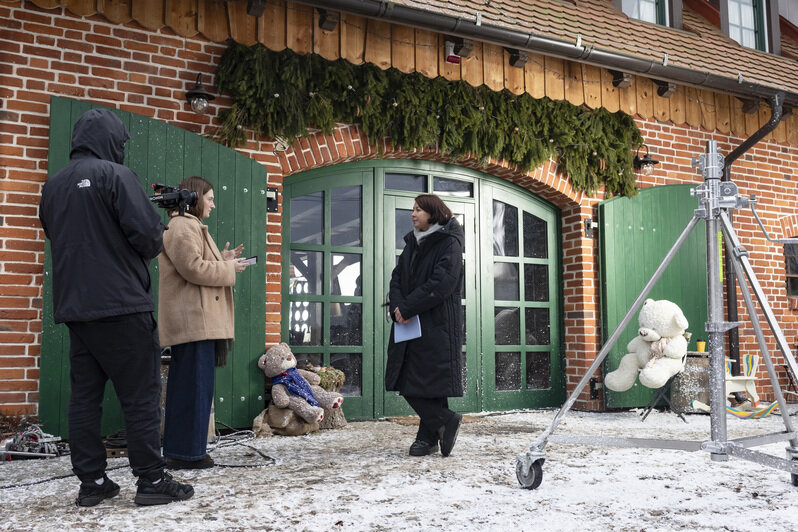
[719, 212, 798, 444]
[525, 216, 701, 452]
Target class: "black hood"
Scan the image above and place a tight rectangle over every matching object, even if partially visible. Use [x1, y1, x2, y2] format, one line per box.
[70, 108, 130, 164]
[438, 216, 464, 247]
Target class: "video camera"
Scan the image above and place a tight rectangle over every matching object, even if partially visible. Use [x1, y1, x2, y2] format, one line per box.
[149, 183, 198, 216]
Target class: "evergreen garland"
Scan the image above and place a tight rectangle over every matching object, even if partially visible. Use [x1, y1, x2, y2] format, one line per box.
[215, 43, 642, 196]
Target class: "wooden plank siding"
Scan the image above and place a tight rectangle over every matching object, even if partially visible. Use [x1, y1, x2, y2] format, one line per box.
[37, 0, 798, 147]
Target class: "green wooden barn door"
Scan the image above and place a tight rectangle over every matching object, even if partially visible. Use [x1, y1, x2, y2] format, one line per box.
[40, 96, 267, 437]
[599, 185, 708, 408]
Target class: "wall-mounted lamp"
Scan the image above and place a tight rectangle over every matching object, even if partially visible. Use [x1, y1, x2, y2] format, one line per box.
[266, 187, 279, 212]
[444, 40, 461, 64]
[185, 74, 215, 114]
[633, 144, 660, 176]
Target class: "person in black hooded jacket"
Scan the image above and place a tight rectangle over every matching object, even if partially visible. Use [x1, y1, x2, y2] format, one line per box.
[39, 108, 193, 507]
[386, 194, 465, 457]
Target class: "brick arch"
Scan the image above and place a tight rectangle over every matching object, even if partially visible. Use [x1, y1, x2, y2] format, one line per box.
[272, 123, 605, 409]
[779, 214, 798, 239]
[274, 124, 588, 210]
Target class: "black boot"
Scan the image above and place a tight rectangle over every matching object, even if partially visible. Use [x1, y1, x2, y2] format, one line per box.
[438, 413, 462, 457]
[134, 471, 194, 506]
[409, 440, 440, 456]
[75, 474, 120, 507]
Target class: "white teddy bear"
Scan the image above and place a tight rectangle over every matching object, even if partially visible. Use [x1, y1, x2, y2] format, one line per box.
[604, 298, 689, 392]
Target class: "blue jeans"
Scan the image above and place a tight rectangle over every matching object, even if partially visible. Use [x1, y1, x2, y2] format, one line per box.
[162, 339, 215, 461]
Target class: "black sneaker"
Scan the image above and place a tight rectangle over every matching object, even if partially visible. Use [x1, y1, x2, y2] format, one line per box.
[437, 413, 462, 457]
[75, 474, 120, 507]
[409, 440, 439, 456]
[134, 471, 194, 506]
[165, 454, 214, 470]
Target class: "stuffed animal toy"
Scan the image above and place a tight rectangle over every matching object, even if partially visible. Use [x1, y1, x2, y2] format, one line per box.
[604, 299, 689, 392]
[257, 343, 343, 425]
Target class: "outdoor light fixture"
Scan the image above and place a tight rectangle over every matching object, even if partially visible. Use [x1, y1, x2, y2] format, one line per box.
[633, 144, 660, 176]
[444, 40, 461, 64]
[185, 73, 215, 114]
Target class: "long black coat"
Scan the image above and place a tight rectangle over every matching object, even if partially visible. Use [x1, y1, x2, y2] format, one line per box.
[386, 217, 464, 398]
[39, 108, 163, 323]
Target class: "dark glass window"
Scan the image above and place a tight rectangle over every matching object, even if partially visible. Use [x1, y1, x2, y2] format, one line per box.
[433, 176, 473, 197]
[786, 243, 798, 296]
[386, 173, 427, 192]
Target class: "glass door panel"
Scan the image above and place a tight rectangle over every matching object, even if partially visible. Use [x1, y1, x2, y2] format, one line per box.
[480, 184, 562, 410]
[283, 170, 373, 419]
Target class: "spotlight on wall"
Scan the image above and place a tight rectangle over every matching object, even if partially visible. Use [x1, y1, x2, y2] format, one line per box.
[633, 144, 660, 176]
[185, 74, 216, 114]
[444, 40, 461, 64]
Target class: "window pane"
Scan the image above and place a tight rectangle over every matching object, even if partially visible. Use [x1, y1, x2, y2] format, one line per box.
[433, 176, 473, 197]
[525, 308, 550, 345]
[496, 352, 521, 390]
[639, 0, 657, 23]
[331, 186, 361, 246]
[495, 306, 520, 345]
[729, 2, 740, 25]
[331, 254, 361, 296]
[290, 192, 323, 244]
[786, 245, 798, 274]
[295, 353, 323, 369]
[395, 209, 413, 249]
[494, 262, 519, 301]
[386, 173, 427, 192]
[289, 301, 322, 346]
[524, 211, 548, 258]
[524, 264, 549, 302]
[493, 200, 518, 257]
[526, 352, 551, 390]
[290, 251, 323, 295]
[330, 303, 362, 346]
[330, 353, 362, 396]
[788, 277, 798, 296]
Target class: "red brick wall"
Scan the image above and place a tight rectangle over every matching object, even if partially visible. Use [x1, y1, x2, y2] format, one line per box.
[2, 1, 797, 418]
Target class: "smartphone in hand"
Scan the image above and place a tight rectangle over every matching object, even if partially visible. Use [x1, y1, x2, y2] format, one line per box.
[241, 256, 257, 266]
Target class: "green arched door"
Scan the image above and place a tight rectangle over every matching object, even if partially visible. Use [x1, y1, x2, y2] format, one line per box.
[283, 161, 563, 419]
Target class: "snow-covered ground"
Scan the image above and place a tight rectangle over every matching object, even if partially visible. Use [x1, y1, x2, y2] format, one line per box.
[3, 407, 798, 531]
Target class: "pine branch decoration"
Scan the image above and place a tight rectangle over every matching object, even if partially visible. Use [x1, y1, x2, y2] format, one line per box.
[215, 44, 642, 196]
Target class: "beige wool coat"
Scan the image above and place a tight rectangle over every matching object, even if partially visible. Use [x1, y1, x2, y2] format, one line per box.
[157, 213, 236, 347]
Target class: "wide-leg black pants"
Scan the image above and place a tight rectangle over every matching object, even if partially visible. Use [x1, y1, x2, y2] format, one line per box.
[403, 396, 456, 444]
[66, 312, 165, 482]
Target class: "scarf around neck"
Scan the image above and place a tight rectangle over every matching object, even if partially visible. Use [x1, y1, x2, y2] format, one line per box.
[272, 368, 320, 407]
[414, 222, 443, 243]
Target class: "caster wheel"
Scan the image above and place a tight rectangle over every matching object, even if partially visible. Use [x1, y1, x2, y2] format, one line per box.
[792, 473, 798, 487]
[516, 459, 543, 490]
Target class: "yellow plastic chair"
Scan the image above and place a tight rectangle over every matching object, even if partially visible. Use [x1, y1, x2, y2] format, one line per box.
[725, 354, 760, 407]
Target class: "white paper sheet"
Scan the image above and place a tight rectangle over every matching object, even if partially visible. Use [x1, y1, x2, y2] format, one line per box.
[394, 314, 421, 342]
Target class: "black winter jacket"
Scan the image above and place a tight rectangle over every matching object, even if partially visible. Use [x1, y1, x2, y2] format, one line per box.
[39, 108, 163, 323]
[386, 217, 465, 398]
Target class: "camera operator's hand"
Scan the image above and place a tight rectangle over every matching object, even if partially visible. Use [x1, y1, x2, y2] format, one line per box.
[233, 258, 250, 273]
[222, 242, 244, 261]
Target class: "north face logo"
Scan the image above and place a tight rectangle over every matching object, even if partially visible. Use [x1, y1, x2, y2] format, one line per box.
[77, 179, 91, 188]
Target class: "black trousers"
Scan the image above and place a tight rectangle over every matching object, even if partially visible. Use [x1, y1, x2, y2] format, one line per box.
[66, 312, 165, 482]
[404, 396, 456, 444]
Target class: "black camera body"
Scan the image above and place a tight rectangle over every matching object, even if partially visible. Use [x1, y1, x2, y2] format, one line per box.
[149, 183, 198, 216]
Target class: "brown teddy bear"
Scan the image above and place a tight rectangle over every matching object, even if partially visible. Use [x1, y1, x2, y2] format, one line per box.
[257, 343, 343, 425]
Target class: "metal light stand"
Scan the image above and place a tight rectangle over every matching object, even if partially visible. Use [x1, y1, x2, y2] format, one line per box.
[516, 139, 798, 490]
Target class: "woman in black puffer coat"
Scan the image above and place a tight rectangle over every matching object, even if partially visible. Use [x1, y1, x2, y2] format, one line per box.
[386, 194, 464, 457]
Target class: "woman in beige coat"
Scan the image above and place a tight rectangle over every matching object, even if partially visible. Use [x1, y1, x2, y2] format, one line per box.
[158, 176, 249, 469]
